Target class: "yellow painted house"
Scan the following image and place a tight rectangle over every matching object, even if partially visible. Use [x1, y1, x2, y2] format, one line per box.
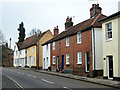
[100, 11, 120, 81]
[26, 30, 53, 69]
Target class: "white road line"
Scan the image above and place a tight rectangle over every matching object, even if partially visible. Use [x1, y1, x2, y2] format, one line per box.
[32, 76, 37, 78]
[41, 79, 54, 84]
[63, 86, 72, 90]
[27, 74, 37, 78]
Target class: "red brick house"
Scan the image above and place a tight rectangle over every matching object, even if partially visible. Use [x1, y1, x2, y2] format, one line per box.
[43, 4, 106, 77]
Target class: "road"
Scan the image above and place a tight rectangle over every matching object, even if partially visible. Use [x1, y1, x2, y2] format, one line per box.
[2, 67, 116, 89]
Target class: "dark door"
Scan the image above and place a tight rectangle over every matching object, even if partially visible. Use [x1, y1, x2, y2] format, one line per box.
[85, 52, 90, 72]
[57, 56, 59, 69]
[108, 56, 113, 78]
[62, 55, 64, 69]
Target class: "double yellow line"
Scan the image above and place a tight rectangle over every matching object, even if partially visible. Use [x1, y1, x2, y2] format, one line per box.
[7, 76, 24, 90]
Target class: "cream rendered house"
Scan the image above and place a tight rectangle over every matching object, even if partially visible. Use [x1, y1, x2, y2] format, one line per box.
[100, 11, 120, 81]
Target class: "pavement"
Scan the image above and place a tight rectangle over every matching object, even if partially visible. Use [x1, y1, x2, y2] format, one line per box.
[17, 67, 120, 89]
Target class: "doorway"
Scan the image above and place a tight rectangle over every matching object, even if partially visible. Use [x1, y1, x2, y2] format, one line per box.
[107, 56, 113, 79]
[62, 55, 64, 69]
[57, 56, 59, 69]
[85, 52, 90, 72]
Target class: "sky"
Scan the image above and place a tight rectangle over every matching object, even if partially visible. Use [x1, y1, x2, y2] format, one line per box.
[0, 0, 120, 49]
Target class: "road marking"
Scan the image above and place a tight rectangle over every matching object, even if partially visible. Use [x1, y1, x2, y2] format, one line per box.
[7, 76, 24, 90]
[41, 79, 54, 84]
[27, 74, 37, 78]
[63, 86, 72, 90]
[32, 76, 37, 78]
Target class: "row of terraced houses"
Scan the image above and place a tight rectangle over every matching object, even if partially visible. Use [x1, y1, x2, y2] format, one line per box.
[13, 4, 120, 81]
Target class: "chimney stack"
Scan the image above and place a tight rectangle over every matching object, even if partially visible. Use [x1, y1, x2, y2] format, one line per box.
[90, 4, 102, 18]
[65, 16, 73, 30]
[53, 26, 59, 36]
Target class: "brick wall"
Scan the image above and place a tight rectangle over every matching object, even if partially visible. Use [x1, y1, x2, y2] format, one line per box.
[50, 29, 95, 76]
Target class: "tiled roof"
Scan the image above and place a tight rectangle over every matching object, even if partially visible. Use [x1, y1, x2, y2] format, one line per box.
[16, 30, 48, 50]
[99, 11, 120, 22]
[42, 13, 106, 46]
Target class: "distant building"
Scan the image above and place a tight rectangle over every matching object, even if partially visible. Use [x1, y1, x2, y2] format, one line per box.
[2, 43, 13, 67]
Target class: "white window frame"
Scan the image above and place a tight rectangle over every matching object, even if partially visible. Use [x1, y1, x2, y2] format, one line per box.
[53, 42, 55, 50]
[77, 52, 82, 64]
[77, 32, 82, 44]
[106, 22, 112, 41]
[53, 56, 55, 65]
[32, 56, 35, 65]
[33, 47, 35, 53]
[66, 54, 70, 65]
[66, 37, 69, 47]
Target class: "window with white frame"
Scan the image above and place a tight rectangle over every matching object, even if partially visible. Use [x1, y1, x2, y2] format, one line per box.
[33, 47, 35, 53]
[77, 52, 82, 64]
[66, 37, 69, 47]
[66, 54, 70, 65]
[32, 56, 35, 65]
[106, 22, 112, 40]
[53, 42, 55, 50]
[77, 32, 82, 44]
[53, 56, 55, 65]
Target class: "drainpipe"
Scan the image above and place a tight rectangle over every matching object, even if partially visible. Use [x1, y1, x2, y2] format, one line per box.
[92, 27, 95, 71]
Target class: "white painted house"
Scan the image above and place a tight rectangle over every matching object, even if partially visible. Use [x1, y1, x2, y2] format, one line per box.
[14, 42, 27, 67]
[43, 44, 51, 70]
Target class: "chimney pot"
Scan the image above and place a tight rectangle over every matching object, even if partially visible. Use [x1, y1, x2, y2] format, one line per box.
[53, 26, 59, 36]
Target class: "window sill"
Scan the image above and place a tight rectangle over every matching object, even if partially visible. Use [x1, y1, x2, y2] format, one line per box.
[77, 42, 82, 44]
[66, 45, 69, 47]
[66, 63, 70, 66]
[106, 39, 112, 42]
[77, 63, 82, 65]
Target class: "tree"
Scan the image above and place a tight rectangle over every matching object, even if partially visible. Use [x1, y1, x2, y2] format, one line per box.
[28, 28, 41, 37]
[18, 22, 26, 42]
[0, 30, 7, 45]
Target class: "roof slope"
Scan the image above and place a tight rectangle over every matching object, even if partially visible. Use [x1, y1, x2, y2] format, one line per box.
[42, 14, 106, 45]
[99, 11, 120, 23]
[16, 30, 48, 50]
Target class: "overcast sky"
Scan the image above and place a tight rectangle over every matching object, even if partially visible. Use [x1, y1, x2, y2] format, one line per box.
[0, 0, 120, 49]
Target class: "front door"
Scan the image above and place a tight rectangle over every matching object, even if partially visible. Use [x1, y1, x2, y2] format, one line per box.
[107, 56, 113, 79]
[62, 55, 64, 69]
[85, 52, 90, 72]
[57, 56, 59, 69]
[29, 56, 31, 68]
[43, 58, 45, 69]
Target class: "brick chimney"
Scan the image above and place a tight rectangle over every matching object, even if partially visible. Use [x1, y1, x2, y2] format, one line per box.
[65, 16, 73, 30]
[90, 4, 102, 18]
[53, 26, 59, 36]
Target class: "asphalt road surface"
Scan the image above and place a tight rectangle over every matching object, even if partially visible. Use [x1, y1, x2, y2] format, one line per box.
[2, 67, 116, 90]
